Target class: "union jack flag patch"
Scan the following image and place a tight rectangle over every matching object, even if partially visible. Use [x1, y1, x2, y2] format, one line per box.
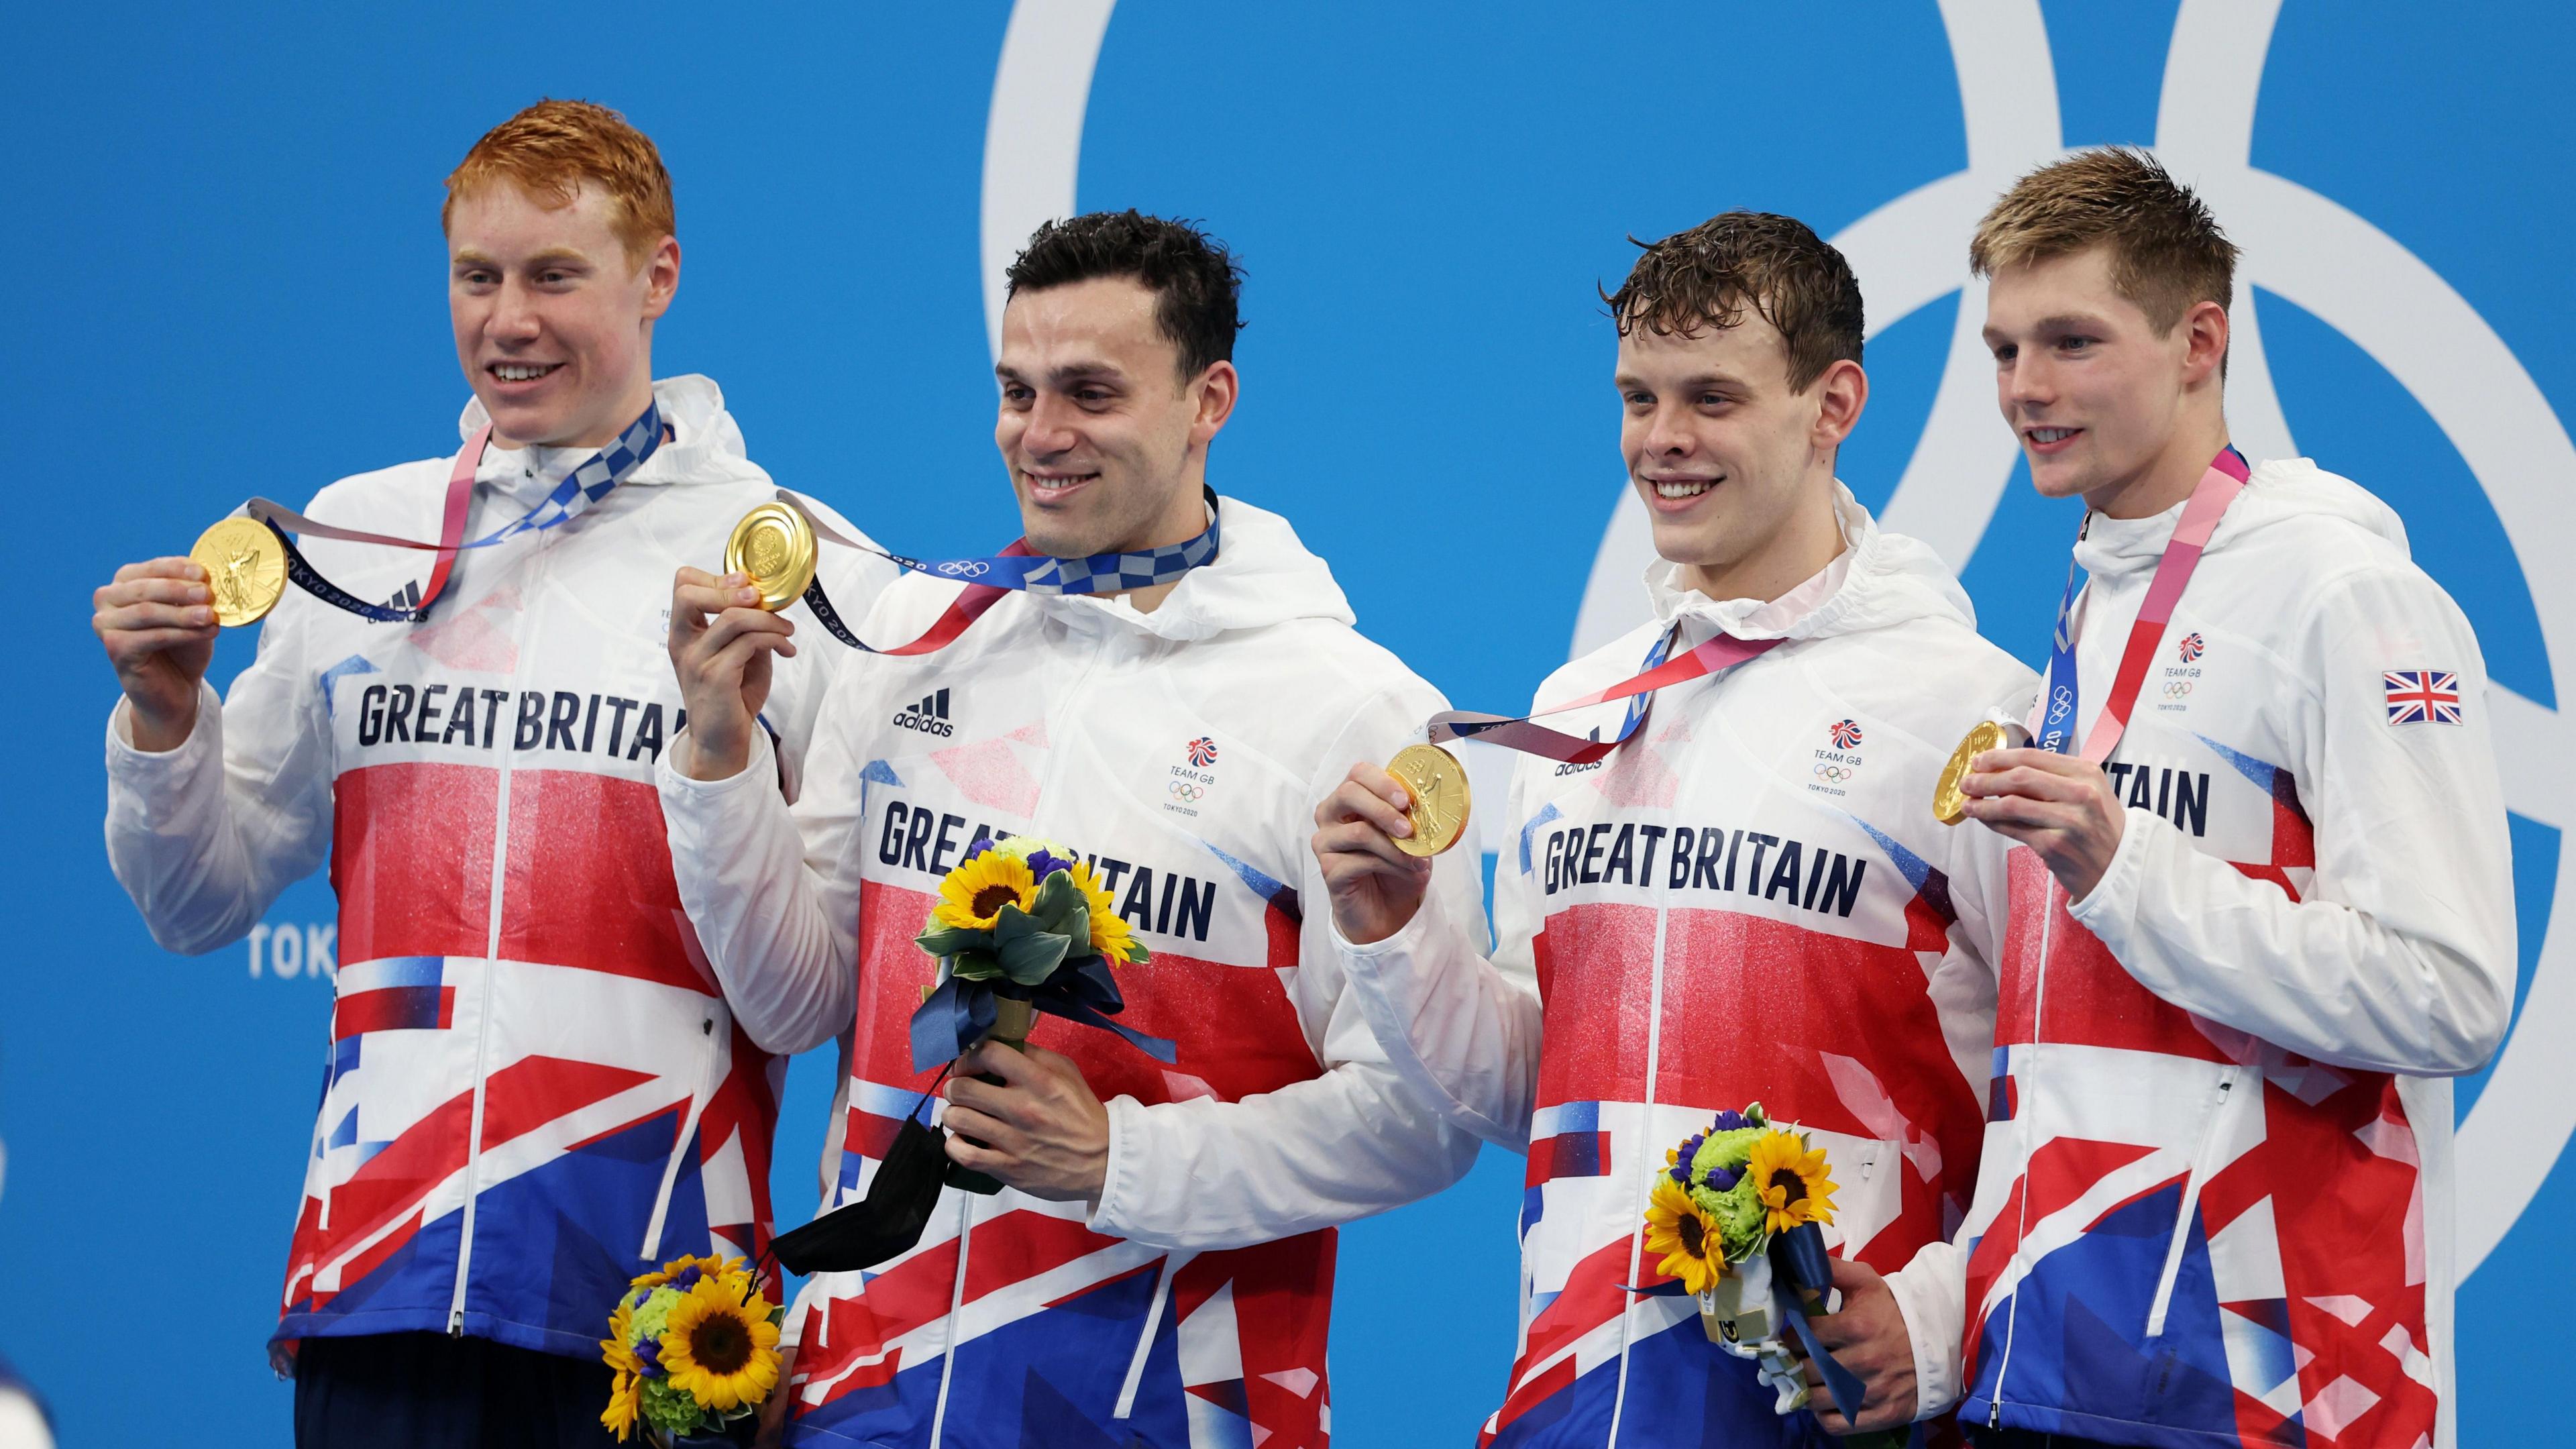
[2384, 669, 2463, 725]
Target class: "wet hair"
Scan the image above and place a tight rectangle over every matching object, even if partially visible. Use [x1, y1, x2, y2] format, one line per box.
[1601, 210, 1865, 393]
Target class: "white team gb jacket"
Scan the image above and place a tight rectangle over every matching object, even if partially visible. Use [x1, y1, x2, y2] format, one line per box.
[656, 494, 1483, 1449]
[1334, 488, 2035, 1446]
[103, 375, 895, 1362]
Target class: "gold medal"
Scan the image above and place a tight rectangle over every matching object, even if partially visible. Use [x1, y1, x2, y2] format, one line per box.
[1385, 742, 1472, 857]
[1933, 720, 2007, 826]
[189, 517, 288, 628]
[724, 502, 818, 611]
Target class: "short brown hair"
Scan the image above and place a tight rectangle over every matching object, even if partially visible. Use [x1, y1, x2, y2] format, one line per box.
[443, 100, 675, 265]
[1970, 146, 2236, 333]
[1602, 211, 1864, 394]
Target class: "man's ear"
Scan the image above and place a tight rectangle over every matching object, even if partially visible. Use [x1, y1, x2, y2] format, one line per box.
[1810, 358, 1869, 451]
[2179, 299, 2229, 387]
[641, 235, 682, 323]
[1189, 360, 1240, 446]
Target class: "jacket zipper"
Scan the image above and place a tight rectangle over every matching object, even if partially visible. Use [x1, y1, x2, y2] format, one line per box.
[448, 529, 547, 1334]
[925, 614, 1113, 1438]
[1600, 900, 1674, 1449]
[1988, 877, 2059, 1423]
[2145, 1068, 2240, 1337]
[640, 1011, 725, 1260]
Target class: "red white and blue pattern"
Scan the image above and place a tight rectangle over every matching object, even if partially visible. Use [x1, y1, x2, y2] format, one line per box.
[1187, 736, 1220, 767]
[278, 754, 780, 1360]
[1962, 739, 2439, 1449]
[1830, 718, 1864, 750]
[2178, 632, 2206, 663]
[2382, 669, 2461, 725]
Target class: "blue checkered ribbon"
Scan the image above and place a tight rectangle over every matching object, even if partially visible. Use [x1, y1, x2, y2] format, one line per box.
[854, 486, 1220, 596]
[241, 402, 663, 623]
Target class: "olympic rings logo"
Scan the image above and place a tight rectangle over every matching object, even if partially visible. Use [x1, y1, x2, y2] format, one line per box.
[1813, 763, 1854, 783]
[1167, 781, 1205, 802]
[2046, 684, 2076, 722]
[2161, 680, 2193, 700]
[936, 560, 993, 578]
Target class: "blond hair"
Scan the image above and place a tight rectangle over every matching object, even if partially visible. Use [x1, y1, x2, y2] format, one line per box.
[1970, 146, 2236, 334]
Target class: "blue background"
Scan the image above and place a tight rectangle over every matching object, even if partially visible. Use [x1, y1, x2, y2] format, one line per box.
[7, 2, 2570, 1442]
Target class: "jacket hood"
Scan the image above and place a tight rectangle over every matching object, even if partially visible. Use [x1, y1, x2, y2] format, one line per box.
[1052, 494, 1356, 643]
[456, 374, 759, 489]
[2074, 456, 2410, 579]
[1642, 483, 1978, 643]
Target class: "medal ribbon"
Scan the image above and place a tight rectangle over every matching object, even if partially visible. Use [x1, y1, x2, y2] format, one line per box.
[1429, 626, 1783, 764]
[777, 486, 1222, 655]
[2039, 445, 2249, 762]
[237, 402, 664, 623]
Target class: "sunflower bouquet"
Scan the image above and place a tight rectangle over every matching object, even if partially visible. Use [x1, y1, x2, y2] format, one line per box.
[600, 1254, 783, 1446]
[1643, 1104, 1866, 1420]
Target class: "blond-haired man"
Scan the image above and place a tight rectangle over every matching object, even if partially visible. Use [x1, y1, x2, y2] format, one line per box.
[93, 99, 892, 1446]
[1951, 147, 2512, 1449]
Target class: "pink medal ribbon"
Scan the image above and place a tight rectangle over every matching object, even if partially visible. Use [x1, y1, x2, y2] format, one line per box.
[1430, 628, 1785, 764]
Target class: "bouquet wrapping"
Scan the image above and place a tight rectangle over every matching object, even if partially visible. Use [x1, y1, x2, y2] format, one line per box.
[1644, 1104, 1884, 1432]
[766, 835, 1174, 1276]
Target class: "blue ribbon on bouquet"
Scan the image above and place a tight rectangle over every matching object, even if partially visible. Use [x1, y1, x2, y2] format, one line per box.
[908, 956, 1179, 1075]
[1621, 1222, 1880, 1437]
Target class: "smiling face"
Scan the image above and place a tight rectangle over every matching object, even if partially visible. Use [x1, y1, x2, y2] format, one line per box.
[1982, 244, 2229, 515]
[447, 181, 677, 449]
[994, 275, 1236, 559]
[1615, 311, 1864, 602]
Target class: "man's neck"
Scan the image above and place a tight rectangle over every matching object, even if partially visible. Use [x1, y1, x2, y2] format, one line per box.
[2088, 413, 2233, 520]
[1102, 475, 1212, 615]
[492, 376, 657, 453]
[1677, 485, 1845, 605]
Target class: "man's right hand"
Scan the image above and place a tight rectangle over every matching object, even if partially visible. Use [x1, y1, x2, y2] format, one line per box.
[667, 567, 797, 782]
[93, 557, 219, 753]
[1311, 761, 1434, 945]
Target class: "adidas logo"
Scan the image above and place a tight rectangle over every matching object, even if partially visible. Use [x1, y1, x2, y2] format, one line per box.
[372, 579, 423, 623]
[892, 688, 955, 737]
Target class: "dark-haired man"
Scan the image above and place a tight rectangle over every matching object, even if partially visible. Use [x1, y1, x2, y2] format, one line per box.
[659, 211, 1483, 1448]
[1313, 211, 2034, 1445]
[1951, 147, 2510, 1449]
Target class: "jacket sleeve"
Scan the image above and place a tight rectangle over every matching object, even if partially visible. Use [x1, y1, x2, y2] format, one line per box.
[657, 674, 871, 1057]
[1330, 747, 1546, 1154]
[1087, 684, 1488, 1251]
[103, 600, 335, 955]
[2068, 563, 2515, 1075]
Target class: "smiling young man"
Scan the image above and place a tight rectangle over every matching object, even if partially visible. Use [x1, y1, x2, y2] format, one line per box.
[658, 211, 1483, 1448]
[1949, 148, 2513, 1449]
[1312, 211, 2035, 1446]
[93, 101, 892, 1448]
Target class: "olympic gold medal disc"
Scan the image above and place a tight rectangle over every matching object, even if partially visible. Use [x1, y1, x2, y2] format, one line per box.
[1933, 720, 2007, 826]
[724, 502, 818, 612]
[1385, 742, 1472, 857]
[189, 517, 288, 628]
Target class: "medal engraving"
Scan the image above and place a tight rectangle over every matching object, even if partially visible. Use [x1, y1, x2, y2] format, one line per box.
[725, 502, 818, 612]
[189, 517, 288, 628]
[1386, 742, 1472, 857]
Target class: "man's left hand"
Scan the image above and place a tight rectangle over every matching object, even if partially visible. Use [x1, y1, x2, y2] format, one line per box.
[1797, 1258, 1919, 1434]
[941, 1040, 1111, 1202]
[1960, 745, 2127, 900]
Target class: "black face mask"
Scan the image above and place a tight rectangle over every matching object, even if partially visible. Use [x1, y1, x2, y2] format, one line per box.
[771, 1102, 951, 1276]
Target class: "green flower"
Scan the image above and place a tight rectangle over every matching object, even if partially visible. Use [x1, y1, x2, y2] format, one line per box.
[1705, 1176, 1771, 1260]
[639, 1372, 709, 1434]
[630, 1285, 684, 1344]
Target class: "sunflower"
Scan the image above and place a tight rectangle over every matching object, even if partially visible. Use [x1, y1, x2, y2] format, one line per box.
[659, 1276, 784, 1413]
[1069, 860, 1143, 965]
[629, 1252, 737, 1295]
[933, 850, 1037, 932]
[1746, 1130, 1838, 1235]
[1644, 1175, 1729, 1295]
[601, 1366, 641, 1441]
